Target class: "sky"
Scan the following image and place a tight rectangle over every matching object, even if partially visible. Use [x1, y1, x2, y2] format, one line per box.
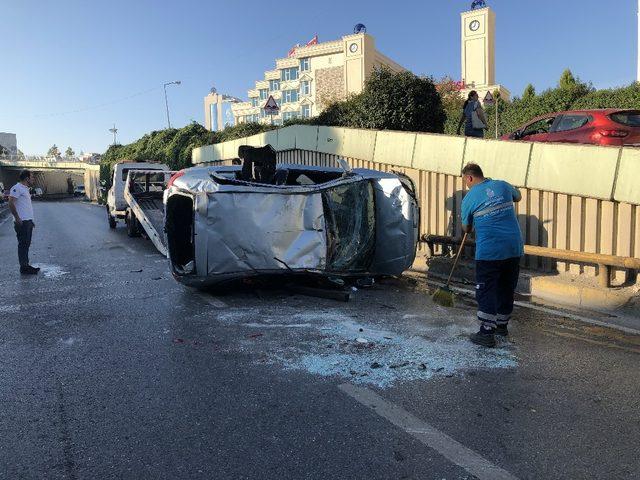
[1, 0, 637, 155]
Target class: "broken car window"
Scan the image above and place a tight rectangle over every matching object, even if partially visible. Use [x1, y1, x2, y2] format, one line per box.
[323, 181, 375, 272]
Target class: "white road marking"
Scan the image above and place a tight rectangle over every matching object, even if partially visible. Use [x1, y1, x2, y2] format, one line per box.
[196, 293, 227, 308]
[0, 216, 12, 227]
[426, 279, 640, 337]
[339, 383, 520, 480]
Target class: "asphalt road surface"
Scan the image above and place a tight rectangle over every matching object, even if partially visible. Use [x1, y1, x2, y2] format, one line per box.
[1, 200, 639, 480]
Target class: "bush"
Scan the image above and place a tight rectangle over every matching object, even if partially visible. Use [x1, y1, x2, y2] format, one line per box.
[442, 70, 640, 137]
[301, 67, 446, 133]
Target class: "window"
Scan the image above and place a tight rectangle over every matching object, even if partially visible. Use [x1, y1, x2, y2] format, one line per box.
[280, 67, 299, 81]
[610, 111, 640, 127]
[246, 113, 260, 123]
[554, 115, 591, 132]
[260, 108, 267, 119]
[269, 79, 280, 91]
[300, 81, 310, 96]
[251, 97, 259, 107]
[301, 104, 311, 118]
[281, 89, 299, 104]
[323, 181, 375, 271]
[259, 89, 268, 100]
[300, 58, 310, 71]
[520, 116, 556, 137]
[283, 111, 299, 121]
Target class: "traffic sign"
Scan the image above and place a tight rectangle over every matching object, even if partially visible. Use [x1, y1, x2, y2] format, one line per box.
[483, 91, 495, 105]
[263, 95, 279, 113]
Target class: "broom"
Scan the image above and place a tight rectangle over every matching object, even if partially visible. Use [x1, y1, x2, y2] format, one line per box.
[432, 232, 468, 307]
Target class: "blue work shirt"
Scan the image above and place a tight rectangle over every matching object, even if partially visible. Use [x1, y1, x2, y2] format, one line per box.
[461, 179, 524, 260]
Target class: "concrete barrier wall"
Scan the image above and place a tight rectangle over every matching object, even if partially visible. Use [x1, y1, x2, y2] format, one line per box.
[192, 126, 640, 283]
[192, 125, 638, 205]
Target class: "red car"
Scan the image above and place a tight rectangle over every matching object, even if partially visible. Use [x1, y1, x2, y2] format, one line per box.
[502, 109, 640, 147]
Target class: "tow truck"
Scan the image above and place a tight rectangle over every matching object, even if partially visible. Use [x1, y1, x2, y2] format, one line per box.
[106, 162, 174, 255]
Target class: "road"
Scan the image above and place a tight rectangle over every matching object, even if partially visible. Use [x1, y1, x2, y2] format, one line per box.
[1, 200, 639, 480]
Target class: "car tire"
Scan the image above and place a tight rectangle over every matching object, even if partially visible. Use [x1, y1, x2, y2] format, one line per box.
[107, 206, 117, 229]
[126, 210, 140, 237]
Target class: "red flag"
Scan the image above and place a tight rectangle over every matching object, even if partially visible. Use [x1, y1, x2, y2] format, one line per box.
[306, 35, 318, 46]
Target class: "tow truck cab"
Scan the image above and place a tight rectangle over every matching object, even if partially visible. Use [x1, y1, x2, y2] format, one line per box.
[106, 161, 169, 226]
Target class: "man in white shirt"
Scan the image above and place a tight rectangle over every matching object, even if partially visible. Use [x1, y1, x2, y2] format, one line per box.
[8, 170, 40, 274]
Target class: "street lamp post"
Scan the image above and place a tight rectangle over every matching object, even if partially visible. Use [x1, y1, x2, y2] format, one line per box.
[163, 80, 182, 128]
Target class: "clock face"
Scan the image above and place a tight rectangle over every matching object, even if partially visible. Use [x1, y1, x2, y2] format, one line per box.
[349, 43, 358, 53]
[469, 20, 480, 32]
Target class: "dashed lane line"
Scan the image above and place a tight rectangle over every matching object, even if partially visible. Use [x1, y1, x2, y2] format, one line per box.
[339, 383, 520, 480]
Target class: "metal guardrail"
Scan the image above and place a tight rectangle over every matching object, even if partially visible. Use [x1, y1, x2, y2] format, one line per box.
[423, 234, 640, 288]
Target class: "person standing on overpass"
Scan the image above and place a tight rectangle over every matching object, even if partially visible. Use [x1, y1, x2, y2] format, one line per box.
[8, 170, 40, 275]
[456, 90, 487, 138]
[461, 163, 523, 347]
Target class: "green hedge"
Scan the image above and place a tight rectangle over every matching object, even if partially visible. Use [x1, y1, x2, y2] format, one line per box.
[444, 70, 640, 137]
[100, 122, 275, 185]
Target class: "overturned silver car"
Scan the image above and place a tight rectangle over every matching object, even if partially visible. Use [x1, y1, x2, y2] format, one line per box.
[164, 147, 419, 288]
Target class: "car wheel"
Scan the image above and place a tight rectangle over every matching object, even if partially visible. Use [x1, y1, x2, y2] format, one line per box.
[107, 206, 117, 229]
[126, 210, 140, 237]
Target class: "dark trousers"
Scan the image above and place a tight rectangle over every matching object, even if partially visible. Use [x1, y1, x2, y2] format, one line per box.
[475, 257, 520, 329]
[465, 127, 485, 138]
[14, 220, 34, 267]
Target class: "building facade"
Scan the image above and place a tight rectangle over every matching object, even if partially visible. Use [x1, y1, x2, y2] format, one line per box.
[0, 132, 17, 155]
[203, 89, 244, 131]
[204, 32, 405, 128]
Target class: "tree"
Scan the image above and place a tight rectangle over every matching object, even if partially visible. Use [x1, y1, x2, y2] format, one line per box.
[559, 69, 578, 90]
[312, 67, 446, 133]
[437, 76, 466, 136]
[47, 144, 60, 158]
[65, 147, 75, 158]
[522, 84, 536, 100]
[358, 68, 446, 132]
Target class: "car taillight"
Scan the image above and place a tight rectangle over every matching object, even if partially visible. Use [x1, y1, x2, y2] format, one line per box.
[167, 170, 185, 187]
[600, 129, 629, 138]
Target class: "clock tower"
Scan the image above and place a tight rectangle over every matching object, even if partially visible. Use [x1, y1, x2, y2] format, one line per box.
[460, 2, 510, 101]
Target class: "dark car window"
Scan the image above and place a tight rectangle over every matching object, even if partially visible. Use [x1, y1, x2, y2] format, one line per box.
[553, 114, 591, 132]
[522, 117, 556, 137]
[610, 111, 640, 127]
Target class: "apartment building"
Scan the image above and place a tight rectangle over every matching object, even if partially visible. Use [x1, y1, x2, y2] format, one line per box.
[203, 32, 405, 128]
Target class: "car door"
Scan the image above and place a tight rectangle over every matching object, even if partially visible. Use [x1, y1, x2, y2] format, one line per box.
[549, 114, 593, 144]
[518, 115, 560, 142]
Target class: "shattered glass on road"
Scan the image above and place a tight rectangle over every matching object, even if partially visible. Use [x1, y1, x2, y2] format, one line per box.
[211, 289, 517, 388]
